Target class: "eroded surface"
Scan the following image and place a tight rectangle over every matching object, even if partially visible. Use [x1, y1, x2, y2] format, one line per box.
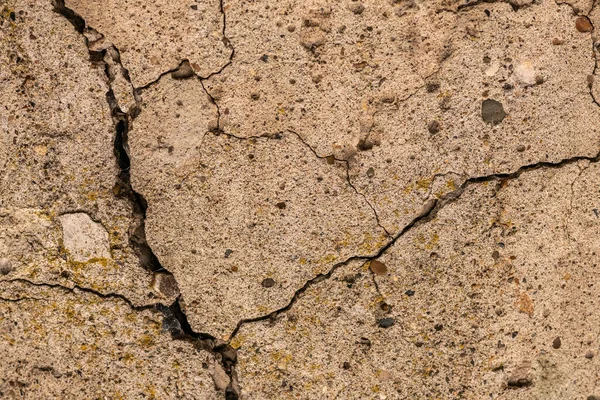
[0, 280, 218, 399]
[129, 79, 387, 335]
[2, 0, 600, 398]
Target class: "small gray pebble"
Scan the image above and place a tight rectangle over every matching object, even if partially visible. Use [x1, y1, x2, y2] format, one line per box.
[261, 278, 275, 288]
[585, 350, 595, 359]
[428, 120, 440, 134]
[0, 258, 13, 275]
[377, 317, 395, 328]
[171, 61, 195, 80]
[481, 99, 507, 125]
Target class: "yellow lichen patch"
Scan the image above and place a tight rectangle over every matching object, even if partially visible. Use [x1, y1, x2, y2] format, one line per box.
[317, 254, 337, 265]
[144, 384, 157, 399]
[446, 180, 457, 191]
[67, 257, 113, 273]
[137, 334, 154, 347]
[416, 177, 432, 191]
[256, 304, 270, 314]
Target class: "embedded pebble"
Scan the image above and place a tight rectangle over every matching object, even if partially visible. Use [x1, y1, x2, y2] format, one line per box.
[481, 99, 507, 125]
[348, 2, 365, 15]
[514, 61, 536, 85]
[428, 120, 440, 134]
[171, 61, 195, 79]
[585, 350, 594, 359]
[261, 278, 275, 288]
[0, 258, 13, 275]
[576, 17, 593, 33]
[377, 317, 395, 328]
[369, 260, 387, 275]
[552, 337, 562, 349]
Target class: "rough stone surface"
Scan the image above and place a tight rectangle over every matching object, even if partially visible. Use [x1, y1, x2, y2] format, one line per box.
[207, 0, 600, 236]
[59, 213, 111, 262]
[3, 0, 600, 398]
[236, 164, 600, 399]
[0, 0, 159, 305]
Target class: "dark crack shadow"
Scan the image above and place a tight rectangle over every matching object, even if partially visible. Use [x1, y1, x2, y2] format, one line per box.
[51, 0, 600, 397]
[51, 0, 240, 398]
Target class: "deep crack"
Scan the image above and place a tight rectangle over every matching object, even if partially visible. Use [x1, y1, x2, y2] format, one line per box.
[51, 1, 240, 398]
[47, 0, 600, 397]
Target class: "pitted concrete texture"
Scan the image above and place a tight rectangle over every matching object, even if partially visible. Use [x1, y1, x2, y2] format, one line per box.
[129, 82, 388, 335]
[2, 0, 600, 398]
[236, 163, 600, 399]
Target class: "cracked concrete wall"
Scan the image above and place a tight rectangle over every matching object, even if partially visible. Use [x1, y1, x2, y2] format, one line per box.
[2, 0, 600, 399]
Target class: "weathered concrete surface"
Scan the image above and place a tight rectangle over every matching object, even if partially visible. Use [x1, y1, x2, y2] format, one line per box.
[236, 163, 600, 399]
[3, 0, 600, 398]
[128, 79, 388, 336]
[0, 0, 162, 306]
[207, 0, 600, 235]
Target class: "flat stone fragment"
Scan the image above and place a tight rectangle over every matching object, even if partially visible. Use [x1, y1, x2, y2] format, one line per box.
[0, 281, 218, 399]
[235, 162, 600, 399]
[66, 0, 231, 87]
[59, 213, 111, 262]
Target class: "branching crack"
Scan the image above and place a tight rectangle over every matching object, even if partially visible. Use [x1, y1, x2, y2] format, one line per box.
[48, 0, 600, 397]
[199, 78, 392, 237]
[134, 0, 234, 92]
[229, 144, 600, 340]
